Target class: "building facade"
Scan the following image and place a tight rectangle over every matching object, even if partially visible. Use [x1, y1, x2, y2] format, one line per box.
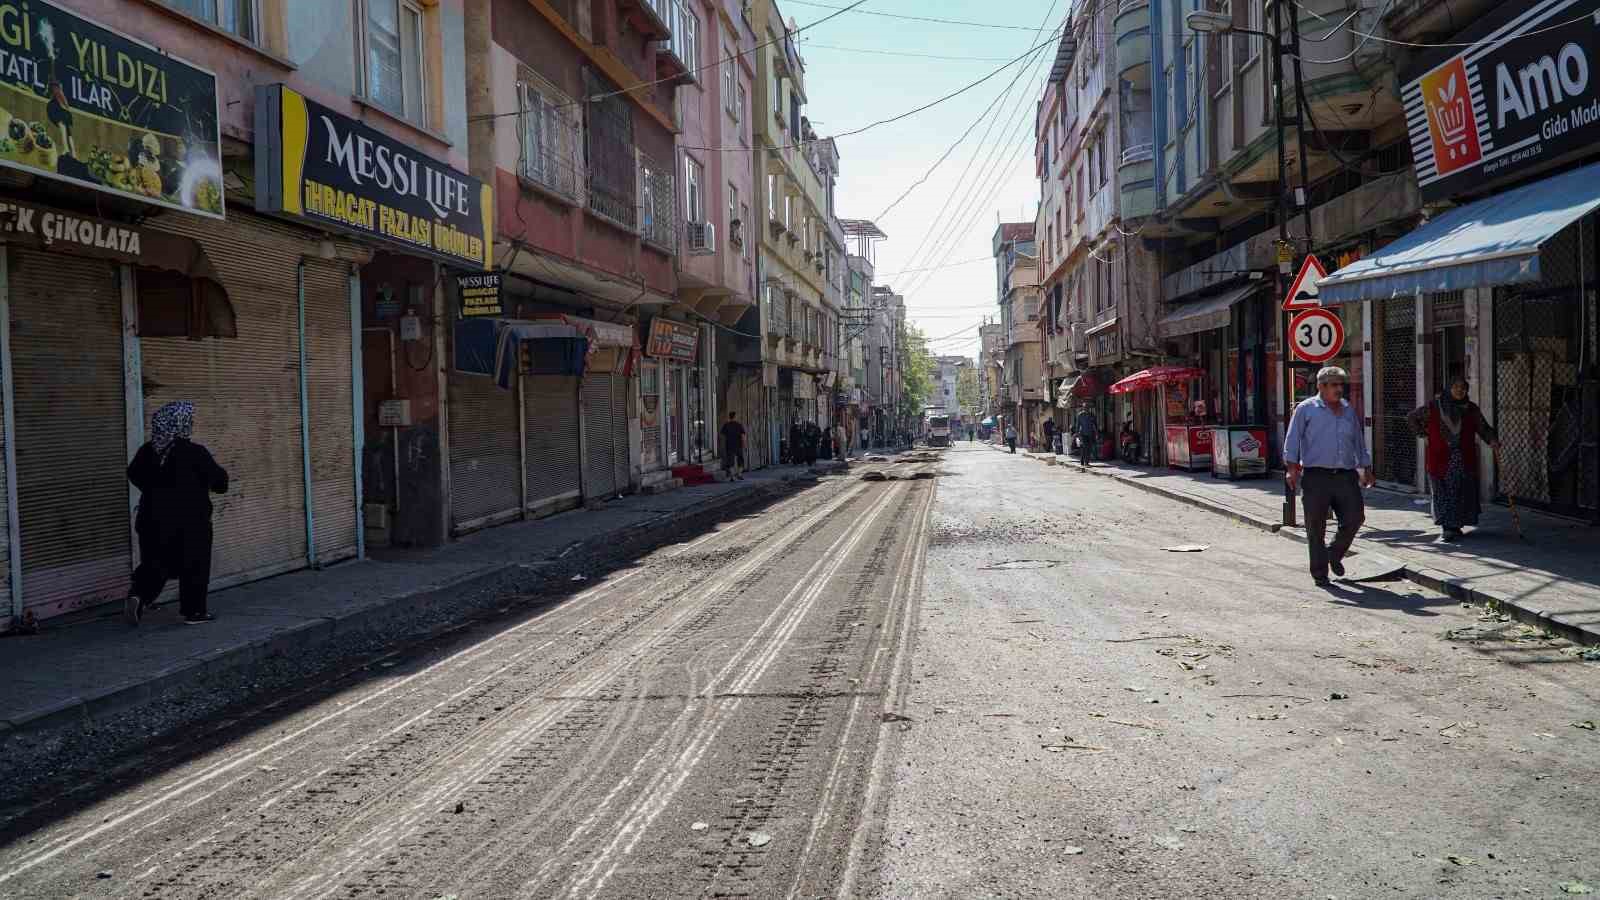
[993, 223, 1044, 443]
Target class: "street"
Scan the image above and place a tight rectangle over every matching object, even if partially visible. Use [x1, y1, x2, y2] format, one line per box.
[2, 446, 1596, 898]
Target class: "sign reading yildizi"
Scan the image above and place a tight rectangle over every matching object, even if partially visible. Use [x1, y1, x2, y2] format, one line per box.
[0, 0, 223, 217]
[255, 84, 492, 268]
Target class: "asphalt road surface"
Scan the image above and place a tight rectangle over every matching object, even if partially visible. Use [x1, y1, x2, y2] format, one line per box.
[2, 444, 1595, 899]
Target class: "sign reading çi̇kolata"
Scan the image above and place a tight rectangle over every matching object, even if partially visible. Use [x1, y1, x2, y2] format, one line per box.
[0, 1, 224, 217]
[254, 85, 492, 268]
[1407, 0, 1600, 202]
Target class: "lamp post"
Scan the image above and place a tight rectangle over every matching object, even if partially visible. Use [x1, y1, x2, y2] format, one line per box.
[1186, 5, 1313, 527]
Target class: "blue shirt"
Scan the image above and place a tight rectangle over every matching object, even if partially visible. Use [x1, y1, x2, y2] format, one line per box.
[1284, 395, 1371, 470]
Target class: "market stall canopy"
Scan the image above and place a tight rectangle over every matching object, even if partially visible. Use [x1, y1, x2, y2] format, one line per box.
[535, 313, 638, 348]
[1157, 283, 1261, 338]
[980, 416, 995, 426]
[1319, 160, 1600, 304]
[1109, 366, 1206, 395]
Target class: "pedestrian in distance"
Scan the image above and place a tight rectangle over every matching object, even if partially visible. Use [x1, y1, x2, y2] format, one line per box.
[1283, 366, 1376, 587]
[1042, 418, 1057, 455]
[720, 411, 747, 481]
[124, 401, 228, 626]
[1408, 368, 1500, 542]
[1073, 403, 1098, 468]
[1004, 423, 1018, 454]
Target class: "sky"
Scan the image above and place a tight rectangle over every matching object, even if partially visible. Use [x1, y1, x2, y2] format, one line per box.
[786, 0, 1068, 361]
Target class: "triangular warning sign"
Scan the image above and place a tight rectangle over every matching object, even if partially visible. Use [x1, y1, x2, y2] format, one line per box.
[1283, 255, 1328, 312]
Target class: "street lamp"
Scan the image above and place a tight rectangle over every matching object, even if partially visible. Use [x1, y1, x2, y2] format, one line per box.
[1187, 3, 1314, 528]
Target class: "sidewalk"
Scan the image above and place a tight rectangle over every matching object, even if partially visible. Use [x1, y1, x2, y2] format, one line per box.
[0, 461, 844, 737]
[1005, 446, 1600, 645]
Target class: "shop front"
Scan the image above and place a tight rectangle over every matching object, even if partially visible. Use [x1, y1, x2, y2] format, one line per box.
[643, 316, 711, 470]
[1155, 283, 1275, 470]
[1320, 0, 1600, 522]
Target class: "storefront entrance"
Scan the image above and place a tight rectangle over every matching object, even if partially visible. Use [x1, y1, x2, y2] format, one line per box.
[1374, 296, 1418, 489]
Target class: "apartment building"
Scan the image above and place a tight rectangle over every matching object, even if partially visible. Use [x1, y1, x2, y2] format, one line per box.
[993, 223, 1045, 442]
[1037, 2, 1163, 453]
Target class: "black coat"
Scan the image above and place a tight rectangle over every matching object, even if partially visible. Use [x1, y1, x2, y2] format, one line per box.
[128, 439, 228, 534]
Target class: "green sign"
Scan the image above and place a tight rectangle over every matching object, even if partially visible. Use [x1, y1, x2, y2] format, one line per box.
[0, 1, 223, 217]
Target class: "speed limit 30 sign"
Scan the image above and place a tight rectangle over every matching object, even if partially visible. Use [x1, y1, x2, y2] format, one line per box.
[1289, 308, 1345, 364]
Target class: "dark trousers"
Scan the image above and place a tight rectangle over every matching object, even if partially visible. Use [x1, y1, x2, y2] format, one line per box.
[1301, 468, 1364, 579]
[1007, 439, 1016, 453]
[132, 522, 214, 618]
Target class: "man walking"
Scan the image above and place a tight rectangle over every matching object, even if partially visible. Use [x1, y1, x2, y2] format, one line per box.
[720, 411, 747, 481]
[1283, 366, 1375, 586]
[1004, 422, 1018, 454]
[1073, 403, 1098, 468]
[1043, 418, 1057, 455]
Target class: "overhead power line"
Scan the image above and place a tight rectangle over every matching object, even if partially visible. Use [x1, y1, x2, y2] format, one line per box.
[798, 41, 1015, 62]
[781, 0, 1053, 31]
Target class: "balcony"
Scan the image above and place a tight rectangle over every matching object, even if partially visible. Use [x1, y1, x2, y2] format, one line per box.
[1114, 0, 1150, 87]
[654, 3, 696, 86]
[619, 0, 672, 41]
[1118, 144, 1156, 222]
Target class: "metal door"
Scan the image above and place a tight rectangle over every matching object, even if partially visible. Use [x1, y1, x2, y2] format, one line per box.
[1375, 296, 1417, 488]
[525, 375, 581, 510]
[580, 375, 619, 500]
[449, 373, 520, 531]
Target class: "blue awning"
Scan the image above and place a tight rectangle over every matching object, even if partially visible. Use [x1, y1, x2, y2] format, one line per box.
[1319, 161, 1600, 304]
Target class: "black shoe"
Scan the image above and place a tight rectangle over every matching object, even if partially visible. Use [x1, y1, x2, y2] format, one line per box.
[1442, 529, 1463, 542]
[123, 593, 142, 626]
[183, 613, 216, 625]
[1330, 559, 1346, 578]
[1313, 576, 1332, 587]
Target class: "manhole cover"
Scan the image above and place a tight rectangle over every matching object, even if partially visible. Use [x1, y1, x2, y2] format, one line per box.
[980, 560, 1059, 571]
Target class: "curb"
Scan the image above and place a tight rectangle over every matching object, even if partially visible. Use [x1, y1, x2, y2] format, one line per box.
[1021, 451, 1599, 647]
[0, 478, 795, 738]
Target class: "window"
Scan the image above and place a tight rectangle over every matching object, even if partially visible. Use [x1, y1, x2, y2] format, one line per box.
[684, 155, 705, 223]
[1097, 133, 1108, 188]
[583, 69, 638, 230]
[364, 0, 428, 126]
[783, 193, 792, 230]
[640, 153, 675, 249]
[740, 202, 751, 253]
[768, 173, 778, 220]
[166, 0, 256, 41]
[722, 52, 735, 114]
[1245, 0, 1264, 67]
[789, 91, 801, 138]
[518, 74, 579, 201]
[736, 86, 748, 138]
[772, 66, 784, 126]
[677, 3, 700, 72]
[728, 182, 739, 244]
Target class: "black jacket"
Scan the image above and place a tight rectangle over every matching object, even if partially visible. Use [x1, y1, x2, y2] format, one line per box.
[128, 439, 228, 532]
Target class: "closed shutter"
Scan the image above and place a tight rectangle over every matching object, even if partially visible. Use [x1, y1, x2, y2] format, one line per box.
[449, 372, 520, 530]
[611, 375, 630, 491]
[581, 375, 619, 499]
[9, 250, 129, 621]
[525, 375, 581, 508]
[302, 259, 357, 562]
[142, 212, 362, 584]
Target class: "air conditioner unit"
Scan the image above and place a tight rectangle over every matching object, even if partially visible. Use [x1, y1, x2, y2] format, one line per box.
[687, 221, 716, 255]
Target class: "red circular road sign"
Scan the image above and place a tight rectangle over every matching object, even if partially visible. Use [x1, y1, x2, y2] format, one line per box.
[1289, 308, 1345, 364]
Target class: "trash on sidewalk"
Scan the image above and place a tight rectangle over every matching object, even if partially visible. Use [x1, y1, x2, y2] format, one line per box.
[1161, 544, 1209, 552]
[1559, 881, 1594, 895]
[691, 822, 709, 832]
[1062, 845, 1085, 855]
[1572, 720, 1597, 731]
[747, 831, 772, 848]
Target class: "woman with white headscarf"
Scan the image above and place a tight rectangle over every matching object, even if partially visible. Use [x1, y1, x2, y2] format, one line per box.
[124, 401, 229, 625]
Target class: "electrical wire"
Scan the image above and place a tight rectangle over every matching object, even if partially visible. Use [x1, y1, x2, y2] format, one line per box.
[780, 0, 1055, 32]
[873, 0, 1065, 223]
[676, 26, 1065, 153]
[797, 41, 1015, 62]
[1293, 0, 1398, 65]
[1290, 0, 1597, 50]
[469, 0, 873, 121]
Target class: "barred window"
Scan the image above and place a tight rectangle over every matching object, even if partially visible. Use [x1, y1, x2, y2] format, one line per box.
[639, 151, 675, 250]
[518, 73, 581, 202]
[583, 69, 637, 231]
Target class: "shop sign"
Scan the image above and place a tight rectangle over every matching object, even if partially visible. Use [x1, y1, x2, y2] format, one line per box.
[0, 1, 223, 218]
[1213, 427, 1268, 476]
[646, 318, 698, 362]
[0, 197, 141, 258]
[457, 272, 502, 318]
[1407, 0, 1600, 202]
[255, 85, 492, 268]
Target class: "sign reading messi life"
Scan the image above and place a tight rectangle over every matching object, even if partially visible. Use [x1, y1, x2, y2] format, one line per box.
[1407, 0, 1600, 202]
[255, 85, 492, 268]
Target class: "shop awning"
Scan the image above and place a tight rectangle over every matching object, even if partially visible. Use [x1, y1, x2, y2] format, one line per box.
[1157, 283, 1260, 338]
[1319, 160, 1600, 304]
[1108, 366, 1206, 395]
[535, 313, 637, 347]
[1056, 373, 1104, 406]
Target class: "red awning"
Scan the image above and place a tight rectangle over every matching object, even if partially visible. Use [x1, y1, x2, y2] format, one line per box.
[1108, 366, 1206, 394]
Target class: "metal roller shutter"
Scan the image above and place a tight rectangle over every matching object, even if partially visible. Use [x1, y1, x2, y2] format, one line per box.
[9, 250, 130, 621]
[581, 375, 619, 500]
[449, 372, 520, 530]
[142, 212, 353, 584]
[611, 375, 630, 491]
[302, 259, 357, 562]
[525, 375, 581, 508]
